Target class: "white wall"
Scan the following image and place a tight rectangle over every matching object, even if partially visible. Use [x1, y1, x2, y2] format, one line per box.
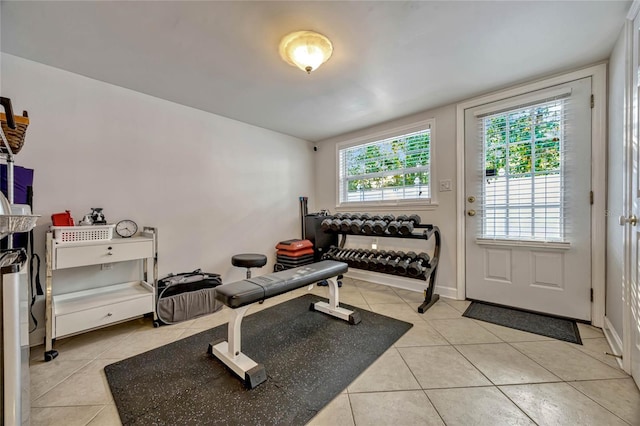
[314, 105, 457, 298]
[606, 27, 626, 339]
[1, 54, 315, 344]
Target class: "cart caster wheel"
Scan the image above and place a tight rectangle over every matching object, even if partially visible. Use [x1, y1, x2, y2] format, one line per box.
[337, 280, 343, 288]
[44, 350, 58, 362]
[153, 321, 161, 328]
[317, 280, 328, 287]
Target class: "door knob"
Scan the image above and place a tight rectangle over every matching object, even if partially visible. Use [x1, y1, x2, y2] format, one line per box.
[619, 215, 638, 226]
[467, 210, 476, 217]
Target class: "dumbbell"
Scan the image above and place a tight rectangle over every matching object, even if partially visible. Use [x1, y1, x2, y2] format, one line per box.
[362, 220, 375, 235]
[325, 246, 341, 260]
[347, 249, 365, 267]
[346, 249, 363, 263]
[362, 215, 382, 235]
[347, 249, 365, 266]
[320, 218, 333, 232]
[340, 218, 352, 233]
[350, 249, 370, 267]
[354, 250, 375, 268]
[407, 252, 431, 277]
[371, 250, 394, 270]
[373, 218, 389, 234]
[399, 214, 422, 235]
[329, 218, 342, 232]
[387, 214, 407, 235]
[374, 251, 397, 271]
[395, 251, 418, 275]
[336, 248, 354, 264]
[375, 214, 396, 234]
[350, 213, 372, 234]
[349, 219, 363, 234]
[361, 250, 387, 270]
[330, 247, 343, 259]
[336, 248, 358, 261]
[383, 251, 406, 273]
[322, 246, 340, 260]
[344, 249, 362, 266]
[367, 250, 389, 270]
[374, 214, 395, 234]
[350, 213, 362, 220]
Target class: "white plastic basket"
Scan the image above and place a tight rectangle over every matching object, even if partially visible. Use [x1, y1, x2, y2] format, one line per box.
[51, 224, 115, 244]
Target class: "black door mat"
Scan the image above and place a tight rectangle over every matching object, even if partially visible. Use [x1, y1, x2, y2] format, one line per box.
[105, 294, 412, 425]
[463, 301, 582, 345]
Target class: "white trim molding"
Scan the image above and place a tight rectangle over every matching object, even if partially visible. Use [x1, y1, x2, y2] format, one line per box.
[604, 316, 625, 370]
[622, 8, 636, 376]
[627, 0, 640, 20]
[334, 118, 438, 209]
[475, 239, 571, 250]
[345, 269, 458, 300]
[456, 63, 607, 327]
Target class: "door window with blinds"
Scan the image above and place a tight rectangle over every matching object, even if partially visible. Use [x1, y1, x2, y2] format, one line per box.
[337, 121, 433, 205]
[478, 94, 568, 241]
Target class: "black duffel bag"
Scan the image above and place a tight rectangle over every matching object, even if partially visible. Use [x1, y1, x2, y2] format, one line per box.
[156, 269, 223, 326]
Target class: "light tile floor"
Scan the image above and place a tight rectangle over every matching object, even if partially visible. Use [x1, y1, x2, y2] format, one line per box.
[28, 277, 640, 425]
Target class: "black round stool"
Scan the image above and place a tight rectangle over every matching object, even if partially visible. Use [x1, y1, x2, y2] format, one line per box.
[232, 253, 267, 279]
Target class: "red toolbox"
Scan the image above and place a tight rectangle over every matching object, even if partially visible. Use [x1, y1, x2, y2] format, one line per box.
[51, 210, 74, 226]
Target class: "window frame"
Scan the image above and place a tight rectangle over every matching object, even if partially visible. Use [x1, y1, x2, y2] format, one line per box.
[335, 119, 437, 210]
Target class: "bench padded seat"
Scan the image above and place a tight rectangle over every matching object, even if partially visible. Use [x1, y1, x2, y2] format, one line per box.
[215, 260, 347, 308]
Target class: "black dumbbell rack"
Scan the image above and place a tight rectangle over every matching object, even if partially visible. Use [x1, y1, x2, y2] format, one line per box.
[323, 224, 441, 314]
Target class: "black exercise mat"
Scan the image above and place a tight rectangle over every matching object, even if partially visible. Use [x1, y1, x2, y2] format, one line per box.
[463, 301, 582, 344]
[105, 294, 412, 425]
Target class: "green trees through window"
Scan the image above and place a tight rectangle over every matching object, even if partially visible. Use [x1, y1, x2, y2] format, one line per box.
[484, 102, 561, 177]
[482, 99, 564, 240]
[339, 128, 431, 203]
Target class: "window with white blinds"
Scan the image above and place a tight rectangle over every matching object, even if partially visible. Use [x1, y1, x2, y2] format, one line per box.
[338, 125, 432, 205]
[479, 96, 568, 241]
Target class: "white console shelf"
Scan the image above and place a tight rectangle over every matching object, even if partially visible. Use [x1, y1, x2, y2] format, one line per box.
[44, 227, 158, 362]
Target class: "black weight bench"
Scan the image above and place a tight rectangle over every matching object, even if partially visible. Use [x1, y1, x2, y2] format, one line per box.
[208, 260, 360, 388]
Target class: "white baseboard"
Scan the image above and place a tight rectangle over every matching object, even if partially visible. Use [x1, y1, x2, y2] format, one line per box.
[603, 316, 625, 370]
[344, 270, 458, 300]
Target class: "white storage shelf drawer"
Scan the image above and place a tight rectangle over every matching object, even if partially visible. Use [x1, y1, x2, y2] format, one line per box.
[54, 281, 153, 338]
[55, 239, 153, 269]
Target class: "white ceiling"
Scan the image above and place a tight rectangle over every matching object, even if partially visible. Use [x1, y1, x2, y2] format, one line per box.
[0, 1, 630, 142]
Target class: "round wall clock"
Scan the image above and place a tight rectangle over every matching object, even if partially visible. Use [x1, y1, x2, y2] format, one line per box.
[115, 219, 138, 238]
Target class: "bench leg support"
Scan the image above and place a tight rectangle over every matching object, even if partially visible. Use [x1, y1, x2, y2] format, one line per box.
[312, 277, 361, 325]
[208, 306, 267, 389]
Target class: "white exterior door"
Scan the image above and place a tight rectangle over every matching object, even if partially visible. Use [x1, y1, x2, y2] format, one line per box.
[464, 78, 592, 320]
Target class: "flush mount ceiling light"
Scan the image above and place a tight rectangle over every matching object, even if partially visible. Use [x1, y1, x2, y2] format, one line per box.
[279, 30, 333, 74]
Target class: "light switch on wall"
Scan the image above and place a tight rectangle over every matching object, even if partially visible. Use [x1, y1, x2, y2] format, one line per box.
[439, 179, 452, 192]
